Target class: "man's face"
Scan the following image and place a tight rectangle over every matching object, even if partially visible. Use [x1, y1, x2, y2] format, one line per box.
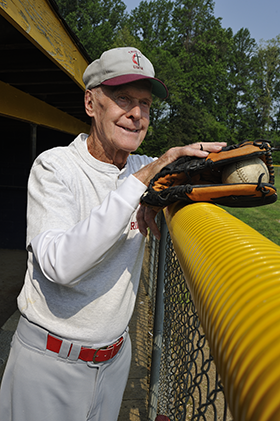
[87, 80, 152, 156]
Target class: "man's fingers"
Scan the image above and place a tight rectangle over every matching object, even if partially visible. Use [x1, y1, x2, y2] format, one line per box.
[173, 142, 227, 160]
[136, 205, 148, 237]
[136, 205, 160, 240]
[190, 142, 227, 152]
[144, 208, 161, 240]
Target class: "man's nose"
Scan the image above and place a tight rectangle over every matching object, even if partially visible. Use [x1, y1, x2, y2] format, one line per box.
[128, 103, 141, 120]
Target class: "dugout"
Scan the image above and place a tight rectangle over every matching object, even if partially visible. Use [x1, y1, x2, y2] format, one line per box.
[0, 0, 91, 249]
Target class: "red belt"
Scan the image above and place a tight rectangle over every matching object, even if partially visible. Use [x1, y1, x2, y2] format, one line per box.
[46, 334, 124, 363]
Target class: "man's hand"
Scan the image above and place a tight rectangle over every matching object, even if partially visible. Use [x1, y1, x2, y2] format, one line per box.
[133, 142, 227, 187]
[136, 205, 160, 240]
[135, 142, 227, 239]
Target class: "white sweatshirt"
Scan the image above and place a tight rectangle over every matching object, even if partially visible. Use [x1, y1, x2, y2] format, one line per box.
[17, 133, 154, 347]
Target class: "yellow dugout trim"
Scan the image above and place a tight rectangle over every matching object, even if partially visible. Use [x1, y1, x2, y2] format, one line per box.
[0, 81, 90, 135]
[164, 202, 280, 421]
[0, 0, 89, 89]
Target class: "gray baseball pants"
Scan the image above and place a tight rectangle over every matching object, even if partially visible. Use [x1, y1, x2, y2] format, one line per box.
[0, 316, 131, 421]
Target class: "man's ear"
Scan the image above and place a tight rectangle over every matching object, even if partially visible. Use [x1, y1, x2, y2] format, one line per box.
[84, 89, 95, 117]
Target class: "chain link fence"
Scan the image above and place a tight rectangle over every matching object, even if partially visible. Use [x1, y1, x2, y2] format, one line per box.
[147, 214, 233, 421]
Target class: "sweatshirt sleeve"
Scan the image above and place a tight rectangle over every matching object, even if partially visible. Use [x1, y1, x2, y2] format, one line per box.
[28, 159, 147, 287]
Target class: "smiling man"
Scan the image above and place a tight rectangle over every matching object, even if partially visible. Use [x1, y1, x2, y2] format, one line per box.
[0, 47, 225, 421]
[85, 81, 152, 167]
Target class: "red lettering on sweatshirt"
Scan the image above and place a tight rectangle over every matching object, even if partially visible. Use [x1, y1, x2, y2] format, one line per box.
[131, 221, 139, 230]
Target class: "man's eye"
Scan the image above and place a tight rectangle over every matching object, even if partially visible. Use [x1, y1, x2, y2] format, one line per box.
[141, 101, 151, 108]
[118, 96, 129, 102]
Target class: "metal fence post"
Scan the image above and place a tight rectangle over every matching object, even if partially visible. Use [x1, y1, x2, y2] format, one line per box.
[149, 228, 157, 300]
[148, 214, 168, 421]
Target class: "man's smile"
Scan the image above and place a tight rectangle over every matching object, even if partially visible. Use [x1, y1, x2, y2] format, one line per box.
[120, 126, 140, 133]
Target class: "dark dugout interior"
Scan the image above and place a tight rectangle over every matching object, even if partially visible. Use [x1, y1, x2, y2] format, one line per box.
[0, 115, 74, 249]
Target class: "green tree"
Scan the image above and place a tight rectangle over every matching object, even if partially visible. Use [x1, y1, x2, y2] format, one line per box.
[172, 0, 216, 47]
[163, 0, 232, 146]
[251, 36, 280, 141]
[111, 26, 142, 50]
[128, 0, 174, 50]
[55, 0, 127, 59]
[224, 28, 259, 143]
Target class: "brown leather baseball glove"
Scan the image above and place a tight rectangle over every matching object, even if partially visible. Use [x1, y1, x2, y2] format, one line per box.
[140, 140, 279, 210]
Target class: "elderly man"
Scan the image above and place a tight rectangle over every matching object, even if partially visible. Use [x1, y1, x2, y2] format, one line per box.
[0, 47, 225, 421]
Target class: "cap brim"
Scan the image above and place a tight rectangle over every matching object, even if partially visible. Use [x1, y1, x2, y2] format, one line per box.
[102, 74, 168, 100]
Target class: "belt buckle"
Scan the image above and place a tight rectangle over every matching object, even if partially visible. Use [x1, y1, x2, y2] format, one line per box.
[92, 347, 102, 364]
[91, 337, 123, 364]
[92, 345, 110, 364]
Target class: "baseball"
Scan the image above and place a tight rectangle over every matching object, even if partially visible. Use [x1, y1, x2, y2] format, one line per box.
[222, 157, 270, 184]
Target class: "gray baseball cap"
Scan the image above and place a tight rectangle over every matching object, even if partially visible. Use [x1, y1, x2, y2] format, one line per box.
[83, 47, 168, 99]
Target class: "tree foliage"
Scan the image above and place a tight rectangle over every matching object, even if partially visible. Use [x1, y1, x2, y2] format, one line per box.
[56, 0, 127, 59]
[55, 0, 280, 156]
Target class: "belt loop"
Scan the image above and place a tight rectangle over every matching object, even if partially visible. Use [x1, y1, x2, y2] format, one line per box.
[68, 343, 82, 361]
[58, 340, 72, 359]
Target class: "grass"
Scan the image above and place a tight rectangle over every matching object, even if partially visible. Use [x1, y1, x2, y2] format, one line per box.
[219, 168, 280, 246]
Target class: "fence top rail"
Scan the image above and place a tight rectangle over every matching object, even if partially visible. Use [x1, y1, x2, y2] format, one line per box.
[164, 202, 280, 421]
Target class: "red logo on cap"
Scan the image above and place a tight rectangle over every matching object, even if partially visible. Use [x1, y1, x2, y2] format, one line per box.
[132, 52, 141, 66]
[128, 50, 144, 70]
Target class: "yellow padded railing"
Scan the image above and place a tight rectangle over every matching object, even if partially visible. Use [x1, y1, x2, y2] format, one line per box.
[164, 202, 280, 421]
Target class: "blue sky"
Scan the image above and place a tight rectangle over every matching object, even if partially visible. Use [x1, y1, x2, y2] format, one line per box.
[124, 0, 280, 44]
